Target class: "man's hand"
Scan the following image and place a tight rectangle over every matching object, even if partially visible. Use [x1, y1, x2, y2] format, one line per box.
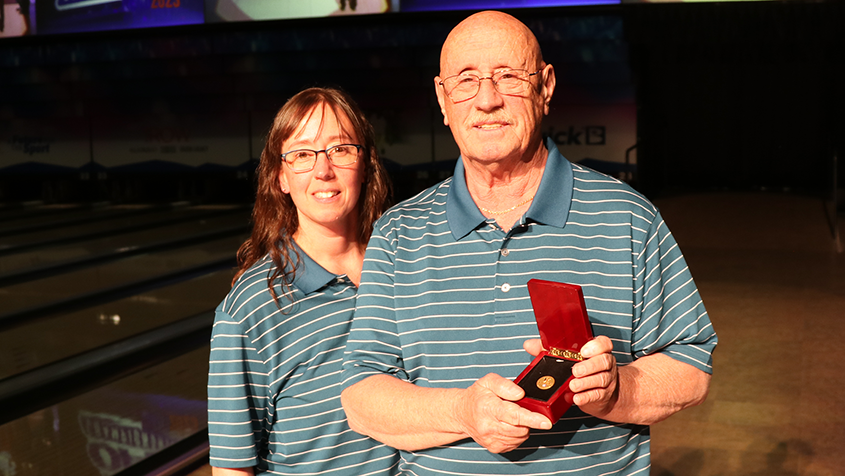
[453, 373, 552, 453]
[522, 336, 619, 418]
[523, 337, 710, 425]
[570, 336, 619, 418]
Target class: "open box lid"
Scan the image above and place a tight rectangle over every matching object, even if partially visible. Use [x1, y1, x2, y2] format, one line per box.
[527, 279, 594, 360]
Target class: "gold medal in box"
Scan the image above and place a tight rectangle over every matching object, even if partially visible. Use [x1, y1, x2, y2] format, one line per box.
[514, 280, 595, 424]
[536, 375, 555, 390]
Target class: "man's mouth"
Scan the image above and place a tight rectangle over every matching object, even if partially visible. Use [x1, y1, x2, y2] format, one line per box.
[472, 116, 510, 130]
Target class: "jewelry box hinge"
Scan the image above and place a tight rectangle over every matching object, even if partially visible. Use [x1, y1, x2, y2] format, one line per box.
[549, 347, 583, 361]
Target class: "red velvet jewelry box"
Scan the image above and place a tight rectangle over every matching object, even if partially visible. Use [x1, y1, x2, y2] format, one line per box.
[514, 279, 595, 424]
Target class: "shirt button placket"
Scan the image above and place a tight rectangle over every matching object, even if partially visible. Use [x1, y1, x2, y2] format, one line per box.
[499, 243, 511, 294]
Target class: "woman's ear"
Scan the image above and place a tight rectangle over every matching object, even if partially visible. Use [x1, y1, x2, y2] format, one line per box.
[279, 169, 290, 194]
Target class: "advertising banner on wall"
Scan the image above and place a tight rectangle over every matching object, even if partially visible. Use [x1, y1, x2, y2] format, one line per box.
[345, 100, 635, 174]
[0, 118, 91, 169]
[546, 103, 636, 167]
[320, 94, 635, 171]
[92, 112, 250, 168]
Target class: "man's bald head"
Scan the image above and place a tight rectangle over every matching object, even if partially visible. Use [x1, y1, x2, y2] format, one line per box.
[439, 11, 544, 75]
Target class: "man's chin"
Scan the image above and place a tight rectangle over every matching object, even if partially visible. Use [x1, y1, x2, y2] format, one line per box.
[461, 140, 523, 162]
[463, 150, 521, 166]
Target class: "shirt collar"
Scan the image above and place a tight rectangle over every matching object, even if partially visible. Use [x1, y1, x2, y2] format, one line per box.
[525, 136, 573, 228]
[446, 158, 485, 240]
[286, 240, 338, 295]
[446, 137, 573, 240]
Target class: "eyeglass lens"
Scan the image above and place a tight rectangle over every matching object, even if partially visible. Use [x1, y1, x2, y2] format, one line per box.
[444, 70, 536, 102]
[283, 145, 360, 171]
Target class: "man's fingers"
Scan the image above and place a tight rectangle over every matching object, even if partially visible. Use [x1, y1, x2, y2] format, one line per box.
[474, 374, 553, 430]
[510, 405, 552, 430]
[572, 352, 614, 378]
[479, 373, 525, 401]
[570, 369, 614, 393]
[490, 398, 552, 430]
[573, 387, 606, 406]
[485, 435, 530, 454]
[579, 335, 613, 359]
[522, 338, 544, 357]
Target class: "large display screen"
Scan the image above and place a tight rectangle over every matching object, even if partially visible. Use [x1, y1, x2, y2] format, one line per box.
[1, 0, 624, 39]
[400, 0, 618, 12]
[1, 0, 206, 38]
[0, 0, 777, 39]
[205, 0, 397, 22]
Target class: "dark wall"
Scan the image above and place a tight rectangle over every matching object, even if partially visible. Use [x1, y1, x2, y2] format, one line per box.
[0, 12, 456, 203]
[0, 7, 630, 204]
[1, 2, 843, 204]
[627, 1, 845, 197]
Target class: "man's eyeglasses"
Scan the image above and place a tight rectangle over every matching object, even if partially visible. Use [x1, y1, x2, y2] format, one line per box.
[439, 69, 541, 103]
[280, 144, 362, 173]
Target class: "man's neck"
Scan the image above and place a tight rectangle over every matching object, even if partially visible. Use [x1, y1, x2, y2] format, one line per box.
[463, 140, 547, 186]
[464, 141, 549, 232]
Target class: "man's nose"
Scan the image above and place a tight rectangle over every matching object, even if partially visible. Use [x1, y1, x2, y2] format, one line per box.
[473, 77, 504, 110]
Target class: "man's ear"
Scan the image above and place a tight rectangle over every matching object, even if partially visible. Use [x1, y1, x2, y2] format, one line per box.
[433, 76, 450, 126]
[540, 64, 556, 116]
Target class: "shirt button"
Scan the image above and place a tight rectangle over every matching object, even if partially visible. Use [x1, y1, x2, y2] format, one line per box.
[501, 283, 511, 293]
[501, 248, 509, 256]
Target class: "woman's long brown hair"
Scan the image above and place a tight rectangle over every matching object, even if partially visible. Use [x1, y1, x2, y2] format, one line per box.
[234, 87, 392, 305]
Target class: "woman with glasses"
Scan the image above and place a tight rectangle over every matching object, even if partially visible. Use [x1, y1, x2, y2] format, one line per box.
[207, 87, 396, 476]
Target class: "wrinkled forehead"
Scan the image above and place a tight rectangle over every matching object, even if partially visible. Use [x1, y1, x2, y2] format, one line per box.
[440, 13, 542, 75]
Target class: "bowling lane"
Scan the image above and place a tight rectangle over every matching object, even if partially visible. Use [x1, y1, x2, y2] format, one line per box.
[0, 268, 233, 381]
[0, 202, 91, 225]
[0, 345, 209, 476]
[0, 203, 155, 236]
[0, 234, 245, 317]
[0, 206, 249, 276]
[0, 204, 246, 251]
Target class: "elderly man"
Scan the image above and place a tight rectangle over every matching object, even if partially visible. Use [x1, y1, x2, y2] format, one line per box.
[341, 10, 717, 475]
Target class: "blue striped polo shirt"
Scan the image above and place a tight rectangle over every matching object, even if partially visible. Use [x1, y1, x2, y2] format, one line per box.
[342, 137, 717, 475]
[208, 246, 399, 475]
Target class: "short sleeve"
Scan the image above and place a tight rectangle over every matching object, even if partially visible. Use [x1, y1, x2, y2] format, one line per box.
[341, 227, 409, 390]
[207, 308, 269, 468]
[631, 211, 718, 373]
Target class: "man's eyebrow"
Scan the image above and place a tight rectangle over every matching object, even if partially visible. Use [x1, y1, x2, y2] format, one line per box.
[451, 65, 524, 76]
[450, 68, 479, 76]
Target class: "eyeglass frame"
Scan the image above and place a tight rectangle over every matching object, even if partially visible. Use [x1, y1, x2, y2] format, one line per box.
[279, 143, 363, 173]
[438, 69, 543, 103]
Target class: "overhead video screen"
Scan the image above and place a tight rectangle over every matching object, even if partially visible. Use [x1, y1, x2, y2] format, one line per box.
[0, 0, 777, 39]
[0, 0, 206, 38]
[399, 0, 618, 12]
[205, 0, 396, 22]
[620, 0, 774, 2]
